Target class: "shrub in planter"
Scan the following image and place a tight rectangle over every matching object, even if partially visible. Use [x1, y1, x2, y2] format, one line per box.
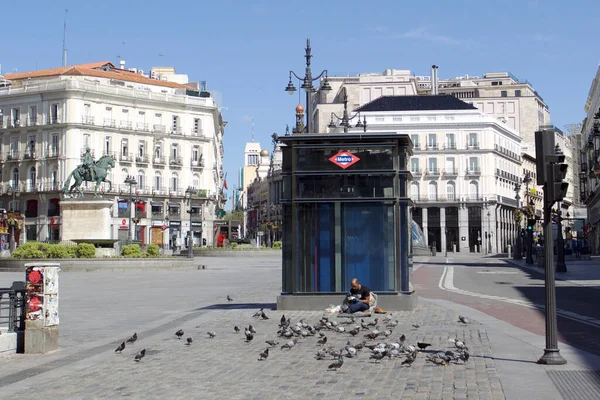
[273, 241, 282, 249]
[145, 243, 160, 257]
[230, 242, 238, 249]
[76, 243, 96, 258]
[12, 242, 45, 259]
[47, 244, 76, 259]
[121, 244, 142, 258]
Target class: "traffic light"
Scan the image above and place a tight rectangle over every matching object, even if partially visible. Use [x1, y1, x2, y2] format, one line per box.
[521, 228, 526, 238]
[527, 218, 535, 231]
[547, 161, 568, 206]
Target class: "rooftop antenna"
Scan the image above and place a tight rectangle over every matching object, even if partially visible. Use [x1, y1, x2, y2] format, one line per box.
[62, 9, 68, 67]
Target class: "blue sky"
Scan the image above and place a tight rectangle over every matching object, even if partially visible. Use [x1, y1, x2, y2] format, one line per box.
[2, 0, 599, 208]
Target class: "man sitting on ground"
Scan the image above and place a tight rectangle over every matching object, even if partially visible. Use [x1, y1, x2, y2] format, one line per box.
[345, 278, 371, 314]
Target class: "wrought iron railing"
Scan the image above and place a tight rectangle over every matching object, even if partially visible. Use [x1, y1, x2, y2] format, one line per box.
[0, 281, 26, 333]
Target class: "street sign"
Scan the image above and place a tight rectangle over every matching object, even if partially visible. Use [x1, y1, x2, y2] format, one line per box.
[122, 219, 127, 225]
[161, 224, 168, 230]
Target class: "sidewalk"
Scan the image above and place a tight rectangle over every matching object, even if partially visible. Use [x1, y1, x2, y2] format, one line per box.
[1, 257, 600, 399]
[505, 255, 600, 287]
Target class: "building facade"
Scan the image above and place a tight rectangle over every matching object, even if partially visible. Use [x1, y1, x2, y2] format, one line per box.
[0, 61, 225, 247]
[333, 95, 524, 254]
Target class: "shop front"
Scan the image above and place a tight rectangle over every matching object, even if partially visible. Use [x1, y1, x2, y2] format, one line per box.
[276, 133, 415, 311]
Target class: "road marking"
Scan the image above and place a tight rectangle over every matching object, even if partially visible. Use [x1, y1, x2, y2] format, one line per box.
[477, 271, 519, 275]
[439, 266, 600, 329]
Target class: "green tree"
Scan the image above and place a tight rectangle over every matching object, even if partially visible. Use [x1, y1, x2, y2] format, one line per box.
[224, 210, 244, 222]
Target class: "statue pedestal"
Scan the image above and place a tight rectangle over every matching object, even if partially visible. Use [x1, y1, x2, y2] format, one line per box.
[61, 199, 113, 241]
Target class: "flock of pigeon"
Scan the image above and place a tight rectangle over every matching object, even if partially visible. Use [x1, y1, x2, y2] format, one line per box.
[113, 295, 472, 371]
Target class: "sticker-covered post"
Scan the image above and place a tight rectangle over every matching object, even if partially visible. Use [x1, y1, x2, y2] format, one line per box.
[24, 263, 60, 354]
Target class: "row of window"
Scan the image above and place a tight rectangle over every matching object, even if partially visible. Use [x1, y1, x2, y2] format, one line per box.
[410, 181, 480, 200]
[411, 132, 479, 149]
[0, 104, 60, 126]
[410, 157, 480, 173]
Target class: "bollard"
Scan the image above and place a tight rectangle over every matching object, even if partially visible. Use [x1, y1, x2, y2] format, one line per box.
[452, 245, 456, 253]
[24, 263, 60, 354]
[507, 245, 512, 257]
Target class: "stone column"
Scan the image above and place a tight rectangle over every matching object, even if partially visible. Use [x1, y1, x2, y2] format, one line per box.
[440, 207, 446, 254]
[458, 206, 470, 253]
[422, 208, 429, 247]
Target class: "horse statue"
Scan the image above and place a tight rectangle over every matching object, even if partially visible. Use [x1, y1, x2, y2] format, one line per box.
[61, 155, 115, 198]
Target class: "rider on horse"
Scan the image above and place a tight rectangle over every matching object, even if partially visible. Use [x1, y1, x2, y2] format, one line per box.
[82, 147, 97, 180]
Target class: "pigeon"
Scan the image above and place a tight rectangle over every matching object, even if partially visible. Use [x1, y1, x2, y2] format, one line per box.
[386, 320, 399, 328]
[126, 333, 137, 344]
[348, 327, 360, 336]
[261, 311, 269, 320]
[234, 326, 240, 334]
[207, 331, 216, 338]
[383, 313, 393, 322]
[340, 317, 355, 325]
[345, 346, 358, 358]
[317, 336, 328, 346]
[412, 323, 420, 329]
[252, 308, 264, 318]
[245, 329, 254, 342]
[328, 355, 344, 370]
[186, 337, 193, 345]
[458, 315, 469, 324]
[134, 349, 146, 362]
[370, 352, 386, 363]
[115, 341, 125, 353]
[417, 342, 431, 350]
[367, 318, 379, 327]
[265, 340, 279, 347]
[402, 350, 418, 366]
[175, 329, 184, 339]
[316, 349, 327, 360]
[249, 325, 257, 334]
[458, 350, 470, 363]
[227, 295, 233, 302]
[258, 348, 269, 361]
[281, 339, 298, 350]
[399, 334, 406, 344]
[426, 354, 448, 366]
[280, 315, 287, 327]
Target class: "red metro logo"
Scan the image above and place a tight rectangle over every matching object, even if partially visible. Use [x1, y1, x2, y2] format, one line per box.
[329, 150, 360, 169]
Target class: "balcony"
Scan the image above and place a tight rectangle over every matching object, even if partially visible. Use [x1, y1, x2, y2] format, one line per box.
[465, 168, 482, 177]
[119, 153, 134, 163]
[171, 128, 183, 136]
[82, 116, 95, 125]
[153, 157, 166, 166]
[120, 121, 133, 130]
[191, 159, 205, 169]
[50, 117, 61, 125]
[26, 117, 39, 126]
[169, 157, 183, 167]
[23, 151, 39, 161]
[151, 210, 164, 218]
[426, 144, 439, 151]
[442, 169, 458, 178]
[104, 118, 116, 128]
[153, 124, 166, 134]
[168, 209, 181, 218]
[425, 168, 440, 177]
[466, 143, 480, 150]
[581, 162, 588, 173]
[412, 144, 422, 151]
[6, 152, 20, 162]
[413, 195, 448, 203]
[152, 186, 167, 195]
[136, 154, 150, 164]
[494, 144, 521, 162]
[410, 168, 422, 178]
[10, 119, 21, 128]
[443, 143, 457, 150]
[494, 168, 519, 182]
[136, 122, 149, 132]
[190, 212, 202, 221]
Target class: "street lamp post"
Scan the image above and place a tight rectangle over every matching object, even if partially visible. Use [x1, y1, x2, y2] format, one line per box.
[124, 175, 137, 244]
[513, 183, 522, 260]
[185, 187, 195, 259]
[328, 88, 367, 133]
[7, 186, 21, 252]
[285, 38, 332, 134]
[487, 210, 491, 255]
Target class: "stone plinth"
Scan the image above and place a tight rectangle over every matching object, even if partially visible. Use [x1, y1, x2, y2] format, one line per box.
[60, 199, 113, 241]
[24, 320, 59, 354]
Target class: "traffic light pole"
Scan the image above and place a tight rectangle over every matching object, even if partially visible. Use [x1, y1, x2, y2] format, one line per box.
[537, 158, 566, 365]
[526, 229, 534, 265]
[556, 207, 567, 273]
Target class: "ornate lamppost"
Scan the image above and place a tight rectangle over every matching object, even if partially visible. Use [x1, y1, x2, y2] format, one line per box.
[7, 186, 20, 252]
[285, 38, 332, 133]
[328, 88, 367, 133]
[513, 183, 522, 260]
[185, 186, 195, 259]
[124, 175, 137, 244]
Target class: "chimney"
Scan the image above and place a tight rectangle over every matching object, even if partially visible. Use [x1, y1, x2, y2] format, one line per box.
[431, 65, 439, 95]
[119, 60, 126, 70]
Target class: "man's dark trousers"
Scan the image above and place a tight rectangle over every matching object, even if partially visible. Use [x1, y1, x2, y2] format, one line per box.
[348, 302, 369, 313]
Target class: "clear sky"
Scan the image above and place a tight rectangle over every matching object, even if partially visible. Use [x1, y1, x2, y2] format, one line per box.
[2, 0, 599, 208]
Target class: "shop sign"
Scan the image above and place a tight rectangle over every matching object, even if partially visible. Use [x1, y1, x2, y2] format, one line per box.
[329, 150, 360, 169]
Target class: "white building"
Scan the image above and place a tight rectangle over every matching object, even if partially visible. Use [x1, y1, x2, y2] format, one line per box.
[330, 95, 523, 254]
[0, 61, 225, 247]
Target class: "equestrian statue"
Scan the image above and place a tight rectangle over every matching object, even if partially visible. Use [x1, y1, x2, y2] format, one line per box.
[61, 148, 115, 197]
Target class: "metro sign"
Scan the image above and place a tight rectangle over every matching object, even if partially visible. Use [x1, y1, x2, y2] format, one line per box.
[329, 150, 360, 169]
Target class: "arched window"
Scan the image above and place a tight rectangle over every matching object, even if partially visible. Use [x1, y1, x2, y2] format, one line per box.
[137, 170, 145, 190]
[193, 174, 200, 189]
[12, 168, 19, 189]
[154, 172, 162, 191]
[29, 167, 36, 191]
[411, 183, 419, 200]
[428, 181, 438, 200]
[446, 181, 455, 201]
[170, 172, 178, 192]
[469, 180, 479, 200]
